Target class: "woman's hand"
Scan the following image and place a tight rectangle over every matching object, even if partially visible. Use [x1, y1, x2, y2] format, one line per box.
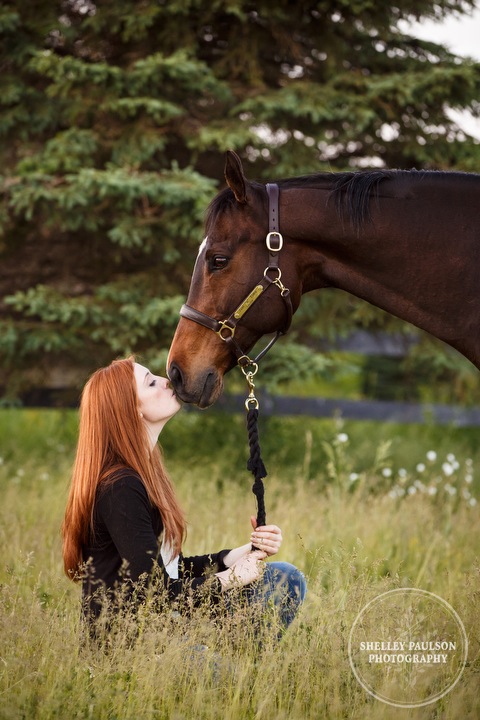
[250, 516, 283, 557]
[216, 550, 266, 591]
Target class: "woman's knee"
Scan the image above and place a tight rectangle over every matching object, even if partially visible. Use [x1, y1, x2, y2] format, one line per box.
[264, 562, 307, 602]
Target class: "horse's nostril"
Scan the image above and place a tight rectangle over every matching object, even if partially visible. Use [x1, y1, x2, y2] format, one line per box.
[167, 362, 183, 390]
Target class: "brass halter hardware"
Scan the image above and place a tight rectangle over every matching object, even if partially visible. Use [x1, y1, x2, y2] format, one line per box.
[242, 362, 259, 410]
[179, 183, 293, 367]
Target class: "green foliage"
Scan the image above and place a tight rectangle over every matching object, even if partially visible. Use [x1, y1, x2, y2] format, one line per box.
[0, 282, 184, 392]
[252, 341, 333, 390]
[1, 0, 479, 394]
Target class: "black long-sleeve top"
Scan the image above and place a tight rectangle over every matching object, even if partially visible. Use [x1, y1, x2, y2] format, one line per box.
[82, 472, 230, 621]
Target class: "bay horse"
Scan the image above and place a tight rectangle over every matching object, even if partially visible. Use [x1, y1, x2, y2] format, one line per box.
[167, 150, 480, 408]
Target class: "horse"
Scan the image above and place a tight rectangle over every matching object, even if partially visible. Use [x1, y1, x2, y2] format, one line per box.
[167, 150, 480, 408]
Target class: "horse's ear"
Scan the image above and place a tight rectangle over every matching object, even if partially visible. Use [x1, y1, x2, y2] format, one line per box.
[224, 150, 248, 204]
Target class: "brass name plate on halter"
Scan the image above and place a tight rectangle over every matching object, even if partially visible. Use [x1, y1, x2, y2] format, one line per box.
[233, 284, 264, 319]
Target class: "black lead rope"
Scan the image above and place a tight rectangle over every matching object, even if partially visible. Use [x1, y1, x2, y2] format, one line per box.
[246, 406, 267, 528]
[243, 367, 267, 544]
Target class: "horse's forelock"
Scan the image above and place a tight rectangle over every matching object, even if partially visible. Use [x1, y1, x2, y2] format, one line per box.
[205, 188, 236, 234]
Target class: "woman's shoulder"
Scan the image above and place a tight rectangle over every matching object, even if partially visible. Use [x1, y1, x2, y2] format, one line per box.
[95, 469, 152, 522]
[98, 468, 147, 499]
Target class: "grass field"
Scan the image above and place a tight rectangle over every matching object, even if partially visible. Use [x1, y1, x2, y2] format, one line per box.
[0, 408, 479, 719]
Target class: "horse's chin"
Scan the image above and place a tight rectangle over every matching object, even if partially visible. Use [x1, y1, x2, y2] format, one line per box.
[174, 370, 224, 409]
[197, 376, 223, 409]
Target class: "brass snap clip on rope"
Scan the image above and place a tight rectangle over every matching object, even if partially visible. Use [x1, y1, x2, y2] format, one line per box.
[240, 360, 259, 410]
[245, 373, 259, 410]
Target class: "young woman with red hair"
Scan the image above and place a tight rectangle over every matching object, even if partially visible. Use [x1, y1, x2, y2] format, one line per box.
[62, 356, 306, 635]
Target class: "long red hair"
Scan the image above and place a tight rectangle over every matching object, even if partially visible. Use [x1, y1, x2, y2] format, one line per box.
[62, 356, 186, 580]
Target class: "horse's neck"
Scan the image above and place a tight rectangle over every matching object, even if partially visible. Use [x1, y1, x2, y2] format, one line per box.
[280, 180, 480, 365]
[281, 184, 411, 291]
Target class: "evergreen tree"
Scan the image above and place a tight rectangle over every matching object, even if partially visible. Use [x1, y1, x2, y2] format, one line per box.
[1, 0, 479, 398]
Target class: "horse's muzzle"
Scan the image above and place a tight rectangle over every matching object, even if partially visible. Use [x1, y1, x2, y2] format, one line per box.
[168, 361, 222, 408]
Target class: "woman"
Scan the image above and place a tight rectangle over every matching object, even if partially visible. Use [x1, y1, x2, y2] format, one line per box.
[62, 356, 306, 636]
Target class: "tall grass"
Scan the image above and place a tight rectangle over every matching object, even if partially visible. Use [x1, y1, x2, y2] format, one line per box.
[0, 409, 479, 719]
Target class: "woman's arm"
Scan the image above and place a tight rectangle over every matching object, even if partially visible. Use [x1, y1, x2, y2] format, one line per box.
[96, 475, 163, 582]
[222, 543, 252, 568]
[215, 550, 267, 590]
[180, 549, 231, 577]
[182, 516, 283, 575]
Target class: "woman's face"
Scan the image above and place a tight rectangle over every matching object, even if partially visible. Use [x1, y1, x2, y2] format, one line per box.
[134, 362, 181, 429]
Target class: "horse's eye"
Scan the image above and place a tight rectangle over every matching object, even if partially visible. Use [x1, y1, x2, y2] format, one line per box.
[210, 255, 229, 271]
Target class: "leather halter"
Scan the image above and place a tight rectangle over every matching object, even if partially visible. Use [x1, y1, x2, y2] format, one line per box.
[179, 183, 293, 367]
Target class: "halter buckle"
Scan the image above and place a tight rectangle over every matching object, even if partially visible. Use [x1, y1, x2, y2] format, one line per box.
[266, 231, 283, 252]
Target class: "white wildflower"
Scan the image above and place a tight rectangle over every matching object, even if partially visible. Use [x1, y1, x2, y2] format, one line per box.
[416, 463, 425, 473]
[349, 473, 359, 483]
[469, 498, 477, 507]
[428, 486, 437, 495]
[442, 462, 454, 476]
[382, 468, 392, 478]
[426, 451, 437, 462]
[446, 453, 456, 463]
[337, 433, 349, 443]
[398, 468, 407, 478]
[408, 486, 417, 495]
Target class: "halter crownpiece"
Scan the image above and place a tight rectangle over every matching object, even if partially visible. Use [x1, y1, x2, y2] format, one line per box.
[265, 182, 283, 250]
[179, 183, 292, 367]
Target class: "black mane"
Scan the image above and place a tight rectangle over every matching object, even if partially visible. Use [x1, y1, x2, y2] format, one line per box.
[278, 169, 409, 231]
[331, 170, 396, 231]
[206, 168, 463, 234]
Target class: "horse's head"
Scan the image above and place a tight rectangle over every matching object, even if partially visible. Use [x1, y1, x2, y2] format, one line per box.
[167, 151, 301, 408]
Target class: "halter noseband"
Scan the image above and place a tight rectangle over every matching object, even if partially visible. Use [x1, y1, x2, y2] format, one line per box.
[179, 183, 293, 368]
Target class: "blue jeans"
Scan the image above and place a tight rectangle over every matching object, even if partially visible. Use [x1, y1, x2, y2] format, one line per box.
[187, 564, 306, 678]
[226, 561, 307, 636]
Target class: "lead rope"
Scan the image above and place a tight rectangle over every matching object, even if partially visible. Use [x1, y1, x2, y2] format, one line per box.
[242, 364, 267, 543]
